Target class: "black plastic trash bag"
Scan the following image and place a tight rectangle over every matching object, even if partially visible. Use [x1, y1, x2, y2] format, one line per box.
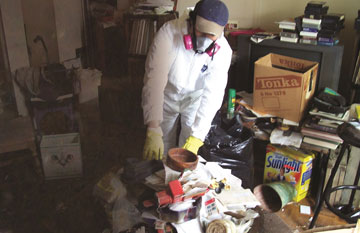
[199, 112, 255, 189]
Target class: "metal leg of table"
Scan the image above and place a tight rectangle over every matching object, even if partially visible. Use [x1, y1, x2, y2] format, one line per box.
[309, 144, 347, 229]
[314, 152, 330, 213]
[348, 159, 360, 207]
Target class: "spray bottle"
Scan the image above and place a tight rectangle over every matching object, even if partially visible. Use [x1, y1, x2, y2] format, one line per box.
[227, 88, 236, 119]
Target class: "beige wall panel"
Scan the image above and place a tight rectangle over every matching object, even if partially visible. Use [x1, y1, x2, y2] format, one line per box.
[53, 0, 82, 62]
[0, 0, 30, 116]
[21, 0, 59, 66]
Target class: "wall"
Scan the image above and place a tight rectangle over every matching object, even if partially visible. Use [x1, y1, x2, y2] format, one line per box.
[53, 0, 82, 62]
[0, 0, 29, 72]
[178, 0, 260, 29]
[21, 0, 59, 66]
[0, 0, 30, 116]
[177, 0, 360, 98]
[178, 0, 359, 33]
[117, 0, 131, 11]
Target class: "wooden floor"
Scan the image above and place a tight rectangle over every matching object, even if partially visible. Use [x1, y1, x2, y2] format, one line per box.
[276, 197, 348, 232]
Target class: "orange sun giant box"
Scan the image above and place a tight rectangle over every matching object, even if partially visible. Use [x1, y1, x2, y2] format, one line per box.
[264, 144, 315, 202]
[253, 53, 318, 123]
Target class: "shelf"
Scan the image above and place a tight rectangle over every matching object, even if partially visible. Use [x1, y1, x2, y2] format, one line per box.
[124, 12, 178, 20]
[128, 54, 147, 59]
[124, 11, 178, 57]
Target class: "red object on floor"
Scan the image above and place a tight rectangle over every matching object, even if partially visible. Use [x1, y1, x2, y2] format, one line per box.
[156, 190, 172, 206]
[169, 180, 184, 203]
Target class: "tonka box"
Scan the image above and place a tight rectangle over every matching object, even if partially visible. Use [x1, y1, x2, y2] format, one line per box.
[253, 53, 318, 123]
[264, 144, 315, 202]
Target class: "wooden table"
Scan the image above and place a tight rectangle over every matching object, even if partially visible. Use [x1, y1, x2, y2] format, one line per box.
[0, 116, 42, 176]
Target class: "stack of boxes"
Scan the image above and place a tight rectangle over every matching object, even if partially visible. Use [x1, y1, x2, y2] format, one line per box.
[299, 1, 328, 45]
[299, 1, 345, 46]
[300, 18, 321, 45]
[278, 18, 299, 43]
[304, 1, 329, 19]
[318, 13, 344, 46]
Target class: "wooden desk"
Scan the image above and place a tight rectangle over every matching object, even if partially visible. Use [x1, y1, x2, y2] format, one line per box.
[0, 117, 42, 176]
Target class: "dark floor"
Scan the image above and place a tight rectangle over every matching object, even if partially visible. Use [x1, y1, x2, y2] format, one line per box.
[0, 97, 144, 232]
[0, 97, 297, 233]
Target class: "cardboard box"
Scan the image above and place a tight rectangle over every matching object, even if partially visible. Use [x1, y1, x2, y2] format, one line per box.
[253, 53, 318, 122]
[40, 133, 82, 180]
[264, 144, 315, 202]
[78, 69, 101, 104]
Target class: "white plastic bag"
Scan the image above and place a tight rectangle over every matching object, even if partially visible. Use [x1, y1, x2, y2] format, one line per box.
[112, 196, 142, 233]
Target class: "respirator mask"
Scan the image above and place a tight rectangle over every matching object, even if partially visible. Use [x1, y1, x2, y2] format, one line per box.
[183, 34, 219, 57]
[196, 36, 215, 54]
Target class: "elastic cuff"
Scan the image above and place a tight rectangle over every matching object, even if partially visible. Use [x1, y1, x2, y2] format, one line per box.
[190, 132, 206, 142]
[148, 126, 163, 136]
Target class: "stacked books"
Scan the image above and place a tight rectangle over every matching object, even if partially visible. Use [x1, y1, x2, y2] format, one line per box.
[317, 13, 344, 46]
[128, 19, 157, 56]
[276, 1, 345, 46]
[299, 1, 345, 46]
[308, 107, 349, 121]
[132, 0, 175, 14]
[300, 18, 321, 45]
[277, 17, 302, 43]
[301, 115, 343, 150]
[299, 1, 328, 45]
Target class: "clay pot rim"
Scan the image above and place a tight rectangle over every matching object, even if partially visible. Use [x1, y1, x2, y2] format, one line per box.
[166, 148, 198, 172]
[168, 148, 197, 163]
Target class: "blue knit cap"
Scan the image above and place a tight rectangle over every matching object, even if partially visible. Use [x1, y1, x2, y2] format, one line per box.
[195, 0, 229, 37]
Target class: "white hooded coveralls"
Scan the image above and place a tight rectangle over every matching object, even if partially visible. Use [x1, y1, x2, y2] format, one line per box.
[142, 13, 232, 155]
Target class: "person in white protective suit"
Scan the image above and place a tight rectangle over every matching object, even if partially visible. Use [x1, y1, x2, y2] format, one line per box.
[142, 0, 232, 160]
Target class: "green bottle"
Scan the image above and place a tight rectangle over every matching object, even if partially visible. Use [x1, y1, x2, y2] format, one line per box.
[227, 88, 236, 119]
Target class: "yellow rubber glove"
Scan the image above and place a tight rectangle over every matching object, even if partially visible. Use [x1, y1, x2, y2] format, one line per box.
[143, 127, 164, 160]
[183, 136, 204, 155]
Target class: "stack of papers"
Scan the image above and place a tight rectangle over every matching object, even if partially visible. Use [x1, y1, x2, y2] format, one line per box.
[141, 160, 261, 233]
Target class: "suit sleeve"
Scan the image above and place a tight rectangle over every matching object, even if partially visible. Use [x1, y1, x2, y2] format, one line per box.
[141, 22, 176, 125]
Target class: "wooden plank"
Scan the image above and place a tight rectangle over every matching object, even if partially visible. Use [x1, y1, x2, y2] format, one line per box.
[0, 116, 42, 175]
[340, 146, 360, 208]
[302, 224, 356, 233]
[0, 116, 35, 154]
[275, 197, 348, 230]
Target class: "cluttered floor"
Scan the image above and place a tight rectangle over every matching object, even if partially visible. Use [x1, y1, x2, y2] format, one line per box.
[0, 90, 351, 233]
